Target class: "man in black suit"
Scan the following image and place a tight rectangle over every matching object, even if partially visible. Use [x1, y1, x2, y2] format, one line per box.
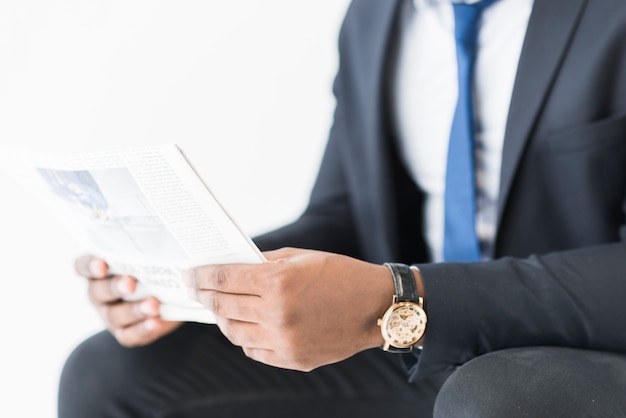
[59, 0, 626, 416]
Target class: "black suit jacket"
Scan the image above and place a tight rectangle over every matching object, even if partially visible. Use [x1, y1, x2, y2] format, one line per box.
[255, 0, 626, 380]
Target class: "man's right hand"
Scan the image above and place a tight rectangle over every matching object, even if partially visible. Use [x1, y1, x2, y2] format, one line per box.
[75, 255, 182, 347]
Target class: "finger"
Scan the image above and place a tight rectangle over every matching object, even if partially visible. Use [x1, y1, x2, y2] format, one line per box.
[189, 290, 262, 322]
[215, 317, 269, 349]
[183, 263, 268, 295]
[242, 346, 316, 372]
[241, 346, 284, 369]
[99, 297, 160, 329]
[88, 274, 137, 304]
[261, 247, 303, 261]
[112, 317, 181, 348]
[75, 255, 109, 279]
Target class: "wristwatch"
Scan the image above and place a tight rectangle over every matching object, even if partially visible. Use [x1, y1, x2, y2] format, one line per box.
[377, 263, 427, 352]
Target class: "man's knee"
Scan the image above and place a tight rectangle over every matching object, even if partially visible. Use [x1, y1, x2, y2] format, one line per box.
[58, 331, 131, 417]
[433, 347, 626, 418]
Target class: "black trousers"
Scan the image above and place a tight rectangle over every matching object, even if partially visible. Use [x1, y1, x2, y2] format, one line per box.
[58, 323, 448, 417]
[434, 346, 626, 417]
[58, 323, 626, 417]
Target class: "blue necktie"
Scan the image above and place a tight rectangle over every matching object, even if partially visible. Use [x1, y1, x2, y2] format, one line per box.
[443, 0, 498, 262]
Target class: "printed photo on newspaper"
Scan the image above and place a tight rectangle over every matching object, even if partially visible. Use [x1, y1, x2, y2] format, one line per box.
[0, 144, 265, 323]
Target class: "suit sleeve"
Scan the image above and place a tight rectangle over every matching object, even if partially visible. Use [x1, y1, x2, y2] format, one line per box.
[406, 240, 626, 380]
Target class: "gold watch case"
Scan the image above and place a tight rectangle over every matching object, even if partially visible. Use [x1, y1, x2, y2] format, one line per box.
[378, 299, 427, 350]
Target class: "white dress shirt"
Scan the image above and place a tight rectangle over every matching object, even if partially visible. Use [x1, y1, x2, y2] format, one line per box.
[393, 0, 533, 262]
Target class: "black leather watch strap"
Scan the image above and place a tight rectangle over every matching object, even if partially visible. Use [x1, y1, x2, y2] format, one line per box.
[384, 262, 419, 303]
[380, 263, 425, 353]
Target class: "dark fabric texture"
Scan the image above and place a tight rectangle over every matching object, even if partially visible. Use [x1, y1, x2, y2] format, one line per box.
[58, 324, 450, 417]
[434, 347, 626, 417]
[257, 0, 626, 380]
[58, 0, 626, 415]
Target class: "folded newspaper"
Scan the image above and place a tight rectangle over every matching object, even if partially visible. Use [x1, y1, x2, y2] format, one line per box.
[0, 144, 265, 323]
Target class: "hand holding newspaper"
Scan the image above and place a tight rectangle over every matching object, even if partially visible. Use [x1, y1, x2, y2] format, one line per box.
[0, 144, 265, 324]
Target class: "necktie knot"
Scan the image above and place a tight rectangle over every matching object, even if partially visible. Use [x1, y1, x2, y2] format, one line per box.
[452, 0, 498, 47]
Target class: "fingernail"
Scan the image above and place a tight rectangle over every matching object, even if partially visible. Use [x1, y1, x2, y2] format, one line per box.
[89, 259, 107, 277]
[144, 318, 158, 331]
[116, 277, 133, 295]
[139, 299, 158, 316]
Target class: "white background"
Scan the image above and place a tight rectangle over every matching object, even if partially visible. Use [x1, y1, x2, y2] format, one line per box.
[0, 1, 350, 416]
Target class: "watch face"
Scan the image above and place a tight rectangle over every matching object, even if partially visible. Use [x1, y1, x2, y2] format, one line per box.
[381, 302, 426, 348]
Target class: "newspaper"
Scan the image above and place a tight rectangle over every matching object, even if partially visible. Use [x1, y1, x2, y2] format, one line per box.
[0, 144, 265, 323]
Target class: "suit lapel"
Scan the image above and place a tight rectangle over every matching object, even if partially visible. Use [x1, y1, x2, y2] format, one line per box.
[496, 0, 588, 232]
[354, 0, 405, 262]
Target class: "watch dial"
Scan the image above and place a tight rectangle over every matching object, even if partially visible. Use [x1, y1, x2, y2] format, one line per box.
[384, 303, 426, 347]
